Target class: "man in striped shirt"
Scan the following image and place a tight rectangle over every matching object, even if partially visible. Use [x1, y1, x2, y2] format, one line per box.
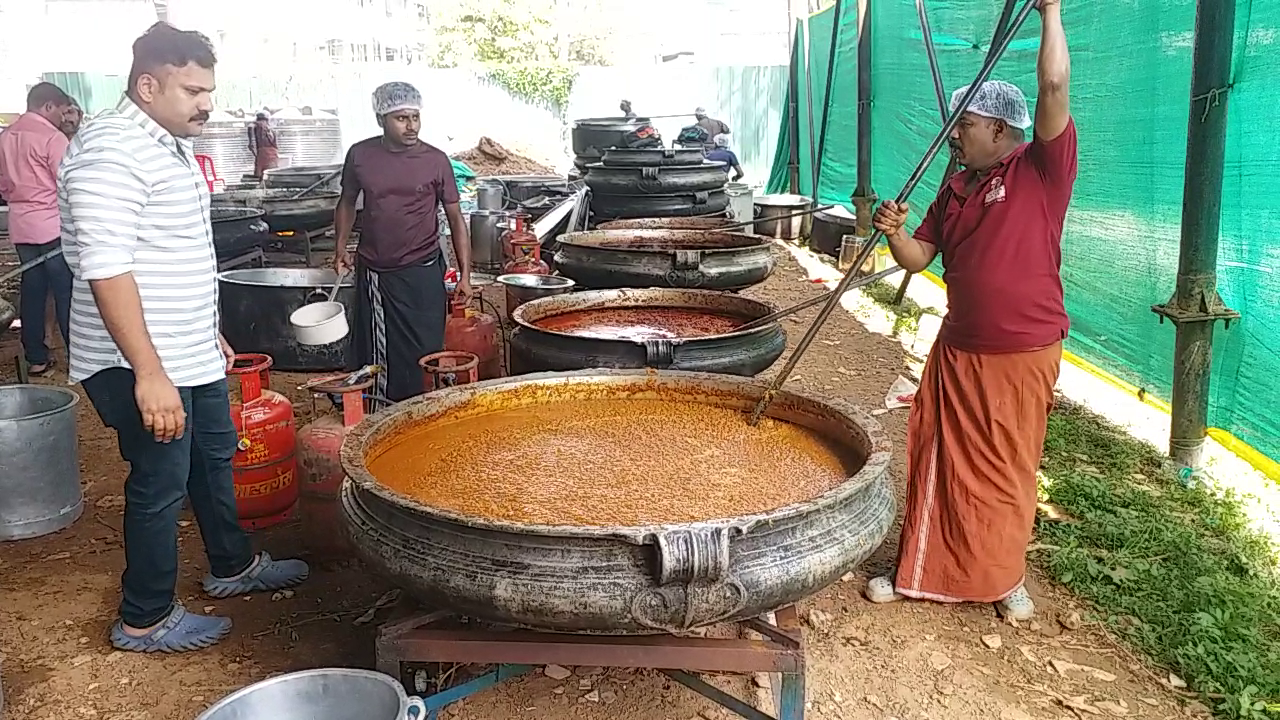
[59, 22, 308, 653]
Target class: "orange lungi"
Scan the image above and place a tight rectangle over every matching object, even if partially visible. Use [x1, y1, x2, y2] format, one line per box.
[893, 340, 1062, 603]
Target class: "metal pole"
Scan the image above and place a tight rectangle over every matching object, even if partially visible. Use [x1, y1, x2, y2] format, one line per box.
[803, 13, 820, 200]
[750, 0, 1041, 425]
[849, 0, 876, 239]
[787, 19, 803, 193]
[814, 0, 844, 178]
[1153, 0, 1240, 471]
[891, 0, 1019, 306]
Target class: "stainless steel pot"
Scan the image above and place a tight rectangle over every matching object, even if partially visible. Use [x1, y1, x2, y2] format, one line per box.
[197, 668, 425, 720]
[476, 179, 505, 210]
[754, 194, 814, 241]
[496, 273, 576, 312]
[469, 210, 509, 273]
[340, 369, 893, 634]
[0, 385, 83, 541]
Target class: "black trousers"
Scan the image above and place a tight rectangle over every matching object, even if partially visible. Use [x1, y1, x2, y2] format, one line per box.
[16, 238, 72, 366]
[350, 254, 448, 405]
[82, 369, 254, 628]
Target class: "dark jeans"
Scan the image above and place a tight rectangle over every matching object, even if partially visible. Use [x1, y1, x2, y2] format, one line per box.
[82, 369, 254, 628]
[16, 238, 72, 366]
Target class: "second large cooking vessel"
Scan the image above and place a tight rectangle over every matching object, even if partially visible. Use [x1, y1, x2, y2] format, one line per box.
[585, 162, 727, 196]
[263, 164, 342, 192]
[214, 189, 340, 233]
[509, 288, 786, 376]
[754, 194, 814, 241]
[339, 369, 894, 634]
[554, 229, 775, 291]
[597, 216, 732, 231]
[218, 268, 355, 371]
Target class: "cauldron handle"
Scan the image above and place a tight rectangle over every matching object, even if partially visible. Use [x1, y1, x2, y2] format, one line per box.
[643, 339, 675, 368]
[404, 696, 427, 719]
[653, 527, 730, 585]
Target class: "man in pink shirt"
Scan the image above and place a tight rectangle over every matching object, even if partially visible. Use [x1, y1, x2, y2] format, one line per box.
[0, 82, 75, 375]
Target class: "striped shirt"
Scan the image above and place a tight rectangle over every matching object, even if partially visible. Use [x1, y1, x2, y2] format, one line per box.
[58, 96, 224, 387]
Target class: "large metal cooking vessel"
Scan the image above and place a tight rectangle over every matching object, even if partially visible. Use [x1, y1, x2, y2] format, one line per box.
[263, 164, 342, 192]
[509, 289, 785, 376]
[339, 369, 894, 634]
[554, 229, 775, 290]
[754, 194, 814, 241]
[218, 268, 355, 371]
[597, 216, 732, 231]
[585, 162, 727, 196]
[197, 668, 424, 720]
[214, 188, 339, 233]
[469, 210, 509, 272]
[572, 116, 660, 169]
[0, 385, 83, 541]
[810, 205, 859, 257]
[211, 207, 269, 260]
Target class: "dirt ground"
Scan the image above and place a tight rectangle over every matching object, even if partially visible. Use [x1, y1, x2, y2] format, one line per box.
[0, 250, 1195, 720]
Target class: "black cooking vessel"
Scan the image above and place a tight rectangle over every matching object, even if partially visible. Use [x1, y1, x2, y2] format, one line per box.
[571, 116, 662, 170]
[509, 288, 786, 376]
[218, 268, 355, 371]
[213, 189, 339, 233]
[211, 207, 269, 259]
[590, 189, 729, 220]
[553, 229, 775, 291]
[585, 162, 727, 196]
[600, 147, 706, 167]
[262, 164, 342, 192]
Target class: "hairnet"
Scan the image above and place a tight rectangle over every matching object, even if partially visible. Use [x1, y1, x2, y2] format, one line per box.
[949, 80, 1031, 130]
[695, 106, 707, 115]
[372, 81, 423, 116]
[713, 133, 730, 148]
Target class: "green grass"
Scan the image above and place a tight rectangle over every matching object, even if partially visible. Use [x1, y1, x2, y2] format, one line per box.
[859, 278, 940, 338]
[1036, 401, 1280, 718]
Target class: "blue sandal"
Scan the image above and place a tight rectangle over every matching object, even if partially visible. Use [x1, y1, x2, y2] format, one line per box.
[202, 551, 309, 599]
[110, 604, 231, 653]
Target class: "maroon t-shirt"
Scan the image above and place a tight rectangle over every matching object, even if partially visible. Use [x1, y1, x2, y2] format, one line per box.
[914, 118, 1078, 354]
[340, 137, 460, 271]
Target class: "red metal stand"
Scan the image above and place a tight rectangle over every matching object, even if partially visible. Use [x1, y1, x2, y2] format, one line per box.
[375, 606, 806, 720]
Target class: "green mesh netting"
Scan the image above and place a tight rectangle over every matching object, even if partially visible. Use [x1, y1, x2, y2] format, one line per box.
[767, 0, 1279, 466]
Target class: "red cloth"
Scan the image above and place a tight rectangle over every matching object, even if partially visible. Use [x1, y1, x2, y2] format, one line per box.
[340, 138, 460, 272]
[253, 147, 279, 177]
[893, 341, 1062, 603]
[914, 119, 1079, 354]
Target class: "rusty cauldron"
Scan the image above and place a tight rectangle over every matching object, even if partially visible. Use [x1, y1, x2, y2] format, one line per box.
[553, 229, 775, 291]
[338, 369, 893, 634]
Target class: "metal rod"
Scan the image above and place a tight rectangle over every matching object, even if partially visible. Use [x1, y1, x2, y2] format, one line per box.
[749, 0, 1042, 426]
[814, 0, 845, 181]
[290, 169, 341, 200]
[1166, 0, 1238, 470]
[735, 265, 904, 332]
[803, 15, 820, 200]
[891, 0, 1020, 306]
[716, 204, 836, 233]
[787, 19, 803, 194]
[0, 246, 63, 286]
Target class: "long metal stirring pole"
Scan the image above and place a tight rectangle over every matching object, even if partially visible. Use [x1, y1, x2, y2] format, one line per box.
[748, 0, 1042, 426]
[891, 0, 1021, 305]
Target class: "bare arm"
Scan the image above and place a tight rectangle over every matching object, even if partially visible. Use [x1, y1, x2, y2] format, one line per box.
[444, 202, 471, 278]
[1034, 0, 1070, 141]
[885, 228, 938, 274]
[874, 200, 939, 274]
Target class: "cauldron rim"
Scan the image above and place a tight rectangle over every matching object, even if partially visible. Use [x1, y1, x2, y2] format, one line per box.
[558, 229, 771, 254]
[339, 369, 891, 543]
[509, 287, 780, 344]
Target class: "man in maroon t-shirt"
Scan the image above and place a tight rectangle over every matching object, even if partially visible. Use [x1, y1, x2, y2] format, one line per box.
[865, 0, 1073, 621]
[333, 81, 473, 403]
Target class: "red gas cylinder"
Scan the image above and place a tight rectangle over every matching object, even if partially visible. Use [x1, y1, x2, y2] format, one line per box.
[296, 377, 373, 560]
[499, 212, 536, 263]
[420, 351, 480, 392]
[502, 240, 551, 316]
[444, 298, 501, 380]
[228, 354, 298, 531]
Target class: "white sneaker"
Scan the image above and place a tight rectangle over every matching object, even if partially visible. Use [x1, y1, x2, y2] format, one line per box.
[864, 575, 905, 604]
[995, 585, 1035, 621]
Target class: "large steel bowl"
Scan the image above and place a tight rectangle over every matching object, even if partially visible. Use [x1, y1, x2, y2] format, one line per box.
[509, 288, 785, 376]
[553, 229, 775, 291]
[339, 369, 893, 634]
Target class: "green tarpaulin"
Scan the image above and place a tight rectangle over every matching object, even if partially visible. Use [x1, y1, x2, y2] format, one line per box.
[768, 0, 1279, 471]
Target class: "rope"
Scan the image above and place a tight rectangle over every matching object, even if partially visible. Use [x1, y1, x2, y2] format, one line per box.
[1192, 85, 1232, 123]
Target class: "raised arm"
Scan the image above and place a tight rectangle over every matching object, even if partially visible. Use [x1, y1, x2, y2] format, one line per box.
[1034, 0, 1070, 141]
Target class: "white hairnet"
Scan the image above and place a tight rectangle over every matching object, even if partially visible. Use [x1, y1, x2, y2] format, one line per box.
[713, 133, 730, 148]
[372, 81, 423, 116]
[949, 80, 1031, 130]
[695, 106, 707, 115]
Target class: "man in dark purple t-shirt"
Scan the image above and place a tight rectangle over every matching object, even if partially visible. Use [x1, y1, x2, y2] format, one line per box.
[333, 81, 473, 404]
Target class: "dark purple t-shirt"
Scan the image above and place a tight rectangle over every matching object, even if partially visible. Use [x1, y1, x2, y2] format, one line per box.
[340, 137, 460, 271]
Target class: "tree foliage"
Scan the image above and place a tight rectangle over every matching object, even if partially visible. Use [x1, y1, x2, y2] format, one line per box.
[429, 0, 611, 112]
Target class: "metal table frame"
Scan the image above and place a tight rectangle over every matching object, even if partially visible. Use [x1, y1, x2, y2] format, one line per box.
[376, 606, 806, 720]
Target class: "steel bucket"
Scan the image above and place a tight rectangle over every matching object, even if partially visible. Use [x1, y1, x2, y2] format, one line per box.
[753, 194, 813, 241]
[469, 210, 509, 273]
[0, 385, 83, 541]
[196, 668, 425, 720]
[726, 182, 754, 223]
[476, 179, 505, 210]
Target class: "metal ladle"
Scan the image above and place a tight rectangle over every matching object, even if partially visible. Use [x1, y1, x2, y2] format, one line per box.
[747, 0, 1043, 426]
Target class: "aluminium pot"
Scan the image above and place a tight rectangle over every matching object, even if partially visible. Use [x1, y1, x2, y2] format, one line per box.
[0, 385, 82, 540]
[601, 147, 706, 167]
[338, 369, 894, 633]
[554, 229, 775, 291]
[196, 668, 425, 720]
[591, 189, 729, 220]
[810, 205, 859, 258]
[585, 162, 727, 196]
[509, 288, 785, 376]
[753, 194, 814, 241]
[218, 268, 355, 371]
